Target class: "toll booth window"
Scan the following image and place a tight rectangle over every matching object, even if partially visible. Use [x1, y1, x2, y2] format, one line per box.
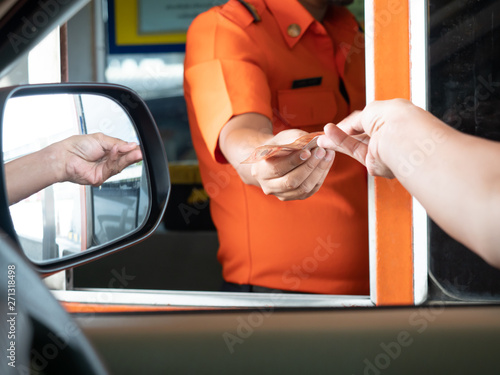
[105, 53, 195, 162]
[428, 0, 500, 300]
[103, 0, 364, 163]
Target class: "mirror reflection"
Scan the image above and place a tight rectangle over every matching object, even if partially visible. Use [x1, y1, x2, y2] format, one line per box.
[2, 93, 149, 263]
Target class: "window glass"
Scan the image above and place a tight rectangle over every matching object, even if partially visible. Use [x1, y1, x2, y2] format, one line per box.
[72, 0, 372, 299]
[105, 53, 195, 162]
[0, 26, 60, 87]
[428, 0, 500, 300]
[103, 0, 365, 164]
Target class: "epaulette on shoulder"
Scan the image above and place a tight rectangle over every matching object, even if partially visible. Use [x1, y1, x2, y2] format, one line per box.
[236, 0, 261, 22]
[220, 0, 261, 28]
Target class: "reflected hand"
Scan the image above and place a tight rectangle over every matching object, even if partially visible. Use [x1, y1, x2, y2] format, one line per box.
[60, 133, 143, 186]
[251, 129, 335, 201]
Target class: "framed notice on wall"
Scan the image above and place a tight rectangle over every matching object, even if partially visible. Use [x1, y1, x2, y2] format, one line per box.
[108, 0, 225, 54]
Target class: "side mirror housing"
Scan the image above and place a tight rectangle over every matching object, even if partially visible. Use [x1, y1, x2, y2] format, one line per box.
[0, 83, 170, 274]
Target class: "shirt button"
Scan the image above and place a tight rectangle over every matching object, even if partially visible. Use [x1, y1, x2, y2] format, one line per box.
[287, 24, 301, 38]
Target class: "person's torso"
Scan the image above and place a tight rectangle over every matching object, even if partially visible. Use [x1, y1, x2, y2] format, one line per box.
[185, 0, 369, 294]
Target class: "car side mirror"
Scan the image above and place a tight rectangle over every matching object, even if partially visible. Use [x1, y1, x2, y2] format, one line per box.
[0, 83, 170, 274]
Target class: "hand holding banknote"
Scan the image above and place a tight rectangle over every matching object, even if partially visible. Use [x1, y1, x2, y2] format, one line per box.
[219, 113, 335, 201]
[241, 131, 325, 163]
[250, 130, 334, 201]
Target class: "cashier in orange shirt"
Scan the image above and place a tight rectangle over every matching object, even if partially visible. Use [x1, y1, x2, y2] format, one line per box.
[184, 0, 368, 294]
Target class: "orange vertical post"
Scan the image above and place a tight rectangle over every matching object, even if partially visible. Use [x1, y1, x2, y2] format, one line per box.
[371, 0, 414, 305]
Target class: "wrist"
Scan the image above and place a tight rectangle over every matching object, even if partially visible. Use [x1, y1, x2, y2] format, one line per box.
[377, 100, 439, 180]
[42, 141, 67, 184]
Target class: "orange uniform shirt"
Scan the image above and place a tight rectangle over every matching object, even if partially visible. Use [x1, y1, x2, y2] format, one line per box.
[184, 0, 368, 294]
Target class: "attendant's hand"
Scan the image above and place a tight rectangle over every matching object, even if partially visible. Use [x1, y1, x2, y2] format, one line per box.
[251, 129, 335, 201]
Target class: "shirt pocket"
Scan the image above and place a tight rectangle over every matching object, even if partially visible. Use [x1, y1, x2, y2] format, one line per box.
[277, 88, 337, 128]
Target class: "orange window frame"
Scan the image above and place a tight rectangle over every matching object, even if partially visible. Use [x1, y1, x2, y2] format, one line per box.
[366, 0, 428, 306]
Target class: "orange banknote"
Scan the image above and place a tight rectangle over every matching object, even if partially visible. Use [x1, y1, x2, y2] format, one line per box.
[241, 131, 324, 164]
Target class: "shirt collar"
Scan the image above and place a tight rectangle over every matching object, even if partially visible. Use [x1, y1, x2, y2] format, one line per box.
[264, 0, 318, 48]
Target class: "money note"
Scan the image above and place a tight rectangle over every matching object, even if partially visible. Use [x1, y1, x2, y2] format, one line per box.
[241, 131, 325, 164]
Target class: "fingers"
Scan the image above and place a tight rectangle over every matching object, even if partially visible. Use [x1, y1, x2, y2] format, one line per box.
[61, 132, 143, 187]
[100, 144, 143, 183]
[124, 146, 143, 164]
[96, 133, 143, 165]
[97, 144, 120, 184]
[92, 132, 128, 148]
[116, 141, 139, 153]
[114, 143, 143, 166]
[335, 110, 365, 135]
[317, 123, 368, 167]
[252, 146, 310, 181]
[82, 132, 142, 166]
[91, 133, 140, 159]
[254, 147, 335, 201]
[115, 145, 143, 172]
